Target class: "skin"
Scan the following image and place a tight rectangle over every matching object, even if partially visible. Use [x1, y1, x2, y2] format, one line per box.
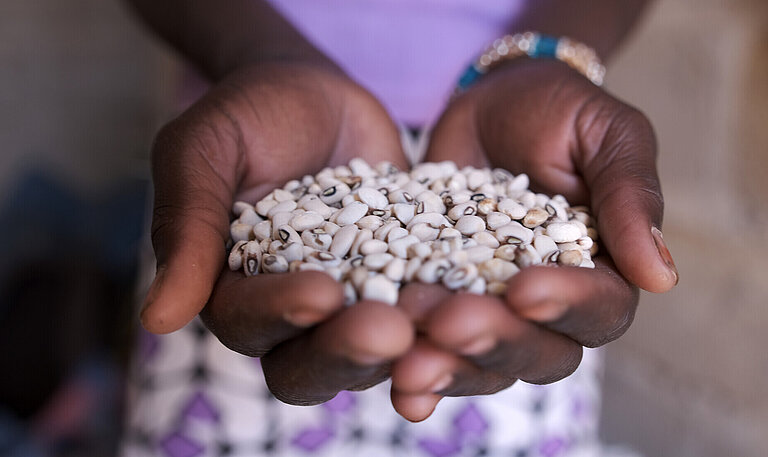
[390, 58, 676, 420]
[130, 0, 678, 420]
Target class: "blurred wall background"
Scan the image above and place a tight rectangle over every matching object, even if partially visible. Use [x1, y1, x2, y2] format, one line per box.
[603, 1, 768, 457]
[0, 0, 765, 456]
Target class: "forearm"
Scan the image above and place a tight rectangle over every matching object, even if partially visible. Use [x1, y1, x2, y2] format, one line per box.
[125, 0, 338, 80]
[510, 0, 653, 60]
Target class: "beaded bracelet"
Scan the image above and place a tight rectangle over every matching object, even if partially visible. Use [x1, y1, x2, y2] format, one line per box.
[456, 32, 606, 94]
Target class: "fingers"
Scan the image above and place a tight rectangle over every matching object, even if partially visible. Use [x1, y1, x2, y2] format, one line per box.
[260, 301, 414, 406]
[141, 114, 240, 334]
[422, 94, 487, 168]
[420, 294, 582, 384]
[391, 294, 582, 421]
[505, 259, 638, 347]
[200, 270, 344, 356]
[390, 338, 508, 422]
[578, 103, 679, 293]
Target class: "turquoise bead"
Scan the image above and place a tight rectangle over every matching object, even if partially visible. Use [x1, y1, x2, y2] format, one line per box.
[531, 35, 559, 59]
[457, 65, 483, 90]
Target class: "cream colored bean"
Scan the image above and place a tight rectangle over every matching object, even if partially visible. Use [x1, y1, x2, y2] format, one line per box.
[557, 250, 583, 267]
[267, 200, 297, 218]
[408, 242, 432, 259]
[275, 242, 303, 263]
[496, 199, 527, 220]
[301, 228, 332, 250]
[495, 222, 533, 245]
[439, 227, 462, 240]
[393, 203, 415, 225]
[514, 244, 542, 268]
[447, 202, 477, 221]
[343, 281, 357, 305]
[341, 193, 358, 207]
[455, 215, 486, 235]
[272, 188, 295, 203]
[522, 207, 549, 228]
[388, 189, 414, 204]
[363, 252, 394, 270]
[232, 201, 254, 216]
[384, 257, 406, 282]
[386, 227, 409, 243]
[546, 222, 581, 243]
[255, 199, 278, 217]
[389, 235, 420, 258]
[416, 190, 446, 214]
[300, 197, 334, 219]
[443, 264, 479, 290]
[356, 187, 388, 210]
[335, 201, 368, 226]
[329, 224, 359, 258]
[404, 257, 423, 281]
[239, 207, 261, 225]
[417, 259, 451, 284]
[242, 241, 263, 276]
[360, 239, 389, 255]
[321, 221, 340, 236]
[306, 251, 342, 267]
[230, 223, 253, 242]
[486, 211, 511, 230]
[577, 236, 593, 250]
[290, 211, 324, 232]
[471, 231, 500, 249]
[464, 245, 495, 263]
[349, 228, 373, 257]
[356, 215, 384, 231]
[362, 274, 398, 305]
[476, 198, 496, 216]
[410, 223, 440, 242]
[228, 240, 248, 270]
[262, 254, 289, 273]
[494, 245, 517, 262]
[478, 258, 519, 282]
[252, 220, 272, 242]
[276, 225, 301, 245]
[270, 212, 293, 238]
[406, 212, 449, 231]
[319, 183, 351, 205]
[466, 277, 487, 295]
[545, 200, 568, 221]
[533, 234, 558, 258]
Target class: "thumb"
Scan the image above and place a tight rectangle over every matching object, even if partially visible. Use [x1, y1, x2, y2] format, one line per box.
[141, 116, 238, 333]
[580, 105, 679, 293]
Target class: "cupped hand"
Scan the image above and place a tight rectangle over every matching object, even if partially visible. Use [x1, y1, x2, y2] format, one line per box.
[141, 61, 413, 405]
[391, 58, 679, 421]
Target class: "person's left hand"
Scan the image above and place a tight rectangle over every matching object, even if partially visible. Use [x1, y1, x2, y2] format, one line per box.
[390, 59, 679, 421]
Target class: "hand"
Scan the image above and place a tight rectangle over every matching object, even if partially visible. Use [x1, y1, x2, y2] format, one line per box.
[390, 59, 679, 421]
[141, 61, 414, 405]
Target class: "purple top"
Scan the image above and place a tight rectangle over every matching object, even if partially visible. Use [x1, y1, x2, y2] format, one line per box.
[267, 0, 525, 126]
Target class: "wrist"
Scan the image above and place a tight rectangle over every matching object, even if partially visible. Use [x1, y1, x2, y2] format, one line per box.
[455, 32, 605, 96]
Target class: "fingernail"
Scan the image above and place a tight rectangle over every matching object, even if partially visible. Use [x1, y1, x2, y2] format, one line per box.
[519, 300, 569, 323]
[140, 267, 166, 318]
[283, 309, 328, 328]
[461, 336, 496, 356]
[651, 227, 679, 286]
[429, 373, 453, 394]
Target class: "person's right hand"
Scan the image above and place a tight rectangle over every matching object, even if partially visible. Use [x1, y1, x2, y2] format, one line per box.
[141, 61, 414, 405]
